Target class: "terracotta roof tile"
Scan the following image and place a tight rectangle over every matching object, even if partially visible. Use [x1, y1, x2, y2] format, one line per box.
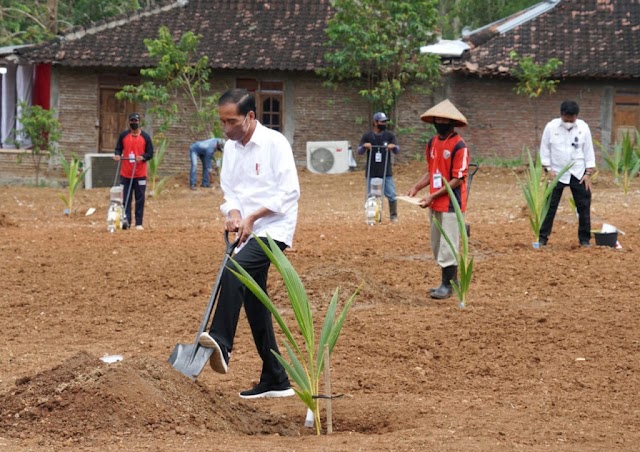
[455, 0, 640, 79]
[21, 0, 334, 72]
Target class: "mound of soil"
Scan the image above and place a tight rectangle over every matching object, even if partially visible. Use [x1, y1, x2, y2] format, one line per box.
[0, 351, 301, 444]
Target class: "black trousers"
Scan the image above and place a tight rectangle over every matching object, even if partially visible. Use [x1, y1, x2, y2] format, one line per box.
[209, 238, 289, 386]
[121, 177, 146, 227]
[540, 174, 591, 243]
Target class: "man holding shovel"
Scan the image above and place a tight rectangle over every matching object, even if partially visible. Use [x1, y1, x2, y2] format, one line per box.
[198, 89, 300, 399]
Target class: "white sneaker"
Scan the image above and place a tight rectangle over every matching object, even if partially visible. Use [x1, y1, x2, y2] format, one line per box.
[135, 225, 144, 231]
[198, 332, 228, 374]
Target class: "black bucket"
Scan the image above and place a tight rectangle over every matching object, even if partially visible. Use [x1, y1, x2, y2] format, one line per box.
[594, 232, 617, 248]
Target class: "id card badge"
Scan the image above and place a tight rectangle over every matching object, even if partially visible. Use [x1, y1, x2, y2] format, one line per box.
[375, 151, 382, 163]
[433, 172, 443, 189]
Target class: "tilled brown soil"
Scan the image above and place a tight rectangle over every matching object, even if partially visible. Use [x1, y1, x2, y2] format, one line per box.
[1, 162, 639, 451]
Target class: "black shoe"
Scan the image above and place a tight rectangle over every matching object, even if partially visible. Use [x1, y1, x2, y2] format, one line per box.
[538, 238, 548, 246]
[198, 332, 229, 374]
[239, 381, 295, 399]
[580, 241, 591, 247]
[430, 285, 453, 299]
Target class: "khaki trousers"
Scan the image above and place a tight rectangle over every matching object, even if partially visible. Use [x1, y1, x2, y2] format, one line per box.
[430, 211, 461, 268]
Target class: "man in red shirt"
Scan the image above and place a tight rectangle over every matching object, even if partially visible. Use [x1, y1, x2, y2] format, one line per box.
[407, 99, 469, 299]
[113, 113, 154, 230]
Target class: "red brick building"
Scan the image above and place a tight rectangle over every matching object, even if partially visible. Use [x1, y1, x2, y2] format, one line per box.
[1, 0, 638, 184]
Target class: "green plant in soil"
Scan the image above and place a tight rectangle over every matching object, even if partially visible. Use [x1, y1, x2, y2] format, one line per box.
[58, 153, 88, 214]
[598, 131, 640, 194]
[229, 235, 359, 435]
[515, 148, 571, 244]
[432, 178, 473, 308]
[147, 138, 170, 197]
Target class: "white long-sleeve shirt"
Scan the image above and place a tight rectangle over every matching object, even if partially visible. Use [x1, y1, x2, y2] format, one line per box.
[220, 121, 300, 248]
[540, 118, 596, 184]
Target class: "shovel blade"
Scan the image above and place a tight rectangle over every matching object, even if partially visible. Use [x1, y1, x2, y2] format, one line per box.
[168, 342, 213, 380]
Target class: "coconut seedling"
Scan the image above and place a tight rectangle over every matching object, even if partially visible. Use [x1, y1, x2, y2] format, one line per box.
[229, 234, 358, 435]
[59, 153, 88, 215]
[432, 178, 473, 308]
[599, 131, 640, 195]
[516, 149, 571, 247]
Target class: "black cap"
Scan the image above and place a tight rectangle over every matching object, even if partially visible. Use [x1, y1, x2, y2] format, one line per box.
[129, 112, 140, 121]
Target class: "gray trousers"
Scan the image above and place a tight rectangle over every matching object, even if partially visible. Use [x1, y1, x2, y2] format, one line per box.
[430, 211, 461, 268]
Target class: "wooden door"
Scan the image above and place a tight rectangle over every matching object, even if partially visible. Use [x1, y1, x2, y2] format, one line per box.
[99, 88, 137, 152]
[613, 91, 640, 144]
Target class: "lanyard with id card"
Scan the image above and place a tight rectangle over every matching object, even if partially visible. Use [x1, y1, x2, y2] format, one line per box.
[433, 171, 443, 189]
[375, 150, 382, 163]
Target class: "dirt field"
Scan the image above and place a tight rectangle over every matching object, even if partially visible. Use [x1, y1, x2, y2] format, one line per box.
[1, 161, 639, 451]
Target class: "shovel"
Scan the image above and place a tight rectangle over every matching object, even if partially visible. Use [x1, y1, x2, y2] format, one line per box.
[168, 231, 239, 380]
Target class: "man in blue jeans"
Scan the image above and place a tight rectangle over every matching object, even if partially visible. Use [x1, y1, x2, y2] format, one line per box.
[190, 137, 224, 189]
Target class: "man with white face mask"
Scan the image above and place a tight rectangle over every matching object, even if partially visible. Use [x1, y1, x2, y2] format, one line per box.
[539, 100, 596, 246]
[198, 89, 300, 399]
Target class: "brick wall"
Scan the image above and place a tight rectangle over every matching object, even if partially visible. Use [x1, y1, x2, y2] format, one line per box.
[444, 75, 607, 161]
[0, 68, 623, 185]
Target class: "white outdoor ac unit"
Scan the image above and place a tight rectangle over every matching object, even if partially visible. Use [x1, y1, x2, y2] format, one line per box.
[306, 141, 350, 174]
[84, 153, 119, 189]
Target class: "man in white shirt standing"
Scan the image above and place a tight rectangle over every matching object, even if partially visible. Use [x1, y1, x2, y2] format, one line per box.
[199, 89, 300, 399]
[539, 100, 596, 247]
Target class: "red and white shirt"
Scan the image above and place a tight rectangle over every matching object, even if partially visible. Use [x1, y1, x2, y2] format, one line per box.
[425, 132, 469, 213]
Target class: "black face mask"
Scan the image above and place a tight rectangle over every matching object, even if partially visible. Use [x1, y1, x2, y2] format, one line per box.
[377, 124, 387, 132]
[130, 123, 139, 130]
[434, 123, 453, 136]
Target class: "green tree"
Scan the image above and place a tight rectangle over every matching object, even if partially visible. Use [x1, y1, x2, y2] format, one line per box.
[509, 50, 562, 146]
[0, 0, 152, 46]
[439, 0, 541, 39]
[116, 26, 221, 141]
[320, 0, 442, 123]
[16, 102, 62, 185]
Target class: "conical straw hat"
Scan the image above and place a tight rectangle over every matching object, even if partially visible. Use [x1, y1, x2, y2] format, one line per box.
[420, 99, 468, 127]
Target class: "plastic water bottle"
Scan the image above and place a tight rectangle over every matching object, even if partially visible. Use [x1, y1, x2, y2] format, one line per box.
[364, 196, 379, 225]
[107, 204, 117, 233]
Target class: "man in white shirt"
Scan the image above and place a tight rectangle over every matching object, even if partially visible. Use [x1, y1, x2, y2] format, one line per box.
[199, 89, 300, 399]
[539, 100, 596, 246]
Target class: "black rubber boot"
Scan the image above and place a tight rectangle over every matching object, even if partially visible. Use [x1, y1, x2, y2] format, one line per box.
[430, 266, 457, 299]
[389, 200, 398, 222]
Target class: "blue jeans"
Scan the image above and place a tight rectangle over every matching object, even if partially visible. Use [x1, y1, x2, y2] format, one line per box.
[366, 176, 397, 202]
[190, 138, 218, 187]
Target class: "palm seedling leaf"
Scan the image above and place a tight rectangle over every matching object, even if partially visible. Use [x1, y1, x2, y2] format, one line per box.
[253, 236, 314, 352]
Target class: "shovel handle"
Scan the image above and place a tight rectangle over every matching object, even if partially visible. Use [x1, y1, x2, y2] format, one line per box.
[224, 230, 240, 255]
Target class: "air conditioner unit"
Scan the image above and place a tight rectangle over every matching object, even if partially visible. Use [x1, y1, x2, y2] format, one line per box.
[306, 141, 350, 174]
[84, 153, 119, 189]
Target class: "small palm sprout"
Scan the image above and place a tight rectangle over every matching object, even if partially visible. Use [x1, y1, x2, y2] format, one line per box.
[516, 149, 571, 246]
[229, 235, 359, 435]
[59, 153, 88, 215]
[432, 178, 473, 308]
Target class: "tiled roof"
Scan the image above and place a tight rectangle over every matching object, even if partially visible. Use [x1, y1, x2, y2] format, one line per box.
[453, 0, 640, 79]
[20, 0, 334, 72]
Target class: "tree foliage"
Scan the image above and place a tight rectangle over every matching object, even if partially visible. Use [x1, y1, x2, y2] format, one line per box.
[439, 0, 541, 39]
[116, 26, 221, 141]
[16, 102, 62, 185]
[320, 0, 442, 120]
[509, 50, 562, 99]
[0, 0, 154, 46]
